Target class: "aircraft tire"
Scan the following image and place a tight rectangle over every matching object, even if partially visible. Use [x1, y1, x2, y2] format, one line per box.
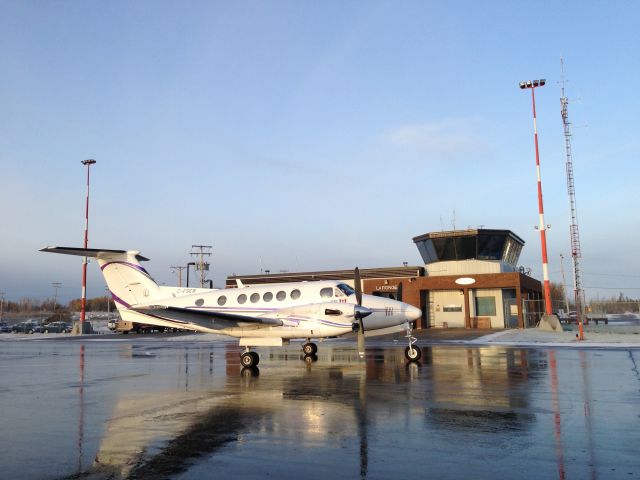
[241, 351, 259, 368]
[250, 351, 260, 366]
[405, 345, 422, 362]
[303, 354, 318, 364]
[302, 342, 318, 355]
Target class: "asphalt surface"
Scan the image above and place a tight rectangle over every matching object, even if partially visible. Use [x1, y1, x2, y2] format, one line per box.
[1, 332, 639, 479]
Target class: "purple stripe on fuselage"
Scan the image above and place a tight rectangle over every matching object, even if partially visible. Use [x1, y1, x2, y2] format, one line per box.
[110, 291, 132, 309]
[101, 261, 151, 277]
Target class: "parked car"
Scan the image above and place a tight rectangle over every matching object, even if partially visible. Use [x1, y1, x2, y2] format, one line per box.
[12, 322, 43, 334]
[42, 321, 72, 333]
[0, 322, 10, 333]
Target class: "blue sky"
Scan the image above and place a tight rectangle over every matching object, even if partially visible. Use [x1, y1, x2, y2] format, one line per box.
[1, 1, 639, 303]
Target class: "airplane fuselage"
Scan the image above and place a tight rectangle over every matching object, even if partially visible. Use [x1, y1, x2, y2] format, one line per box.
[128, 280, 419, 340]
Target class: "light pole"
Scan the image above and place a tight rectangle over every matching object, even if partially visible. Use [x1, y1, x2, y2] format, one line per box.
[52, 282, 62, 321]
[79, 159, 96, 334]
[519, 79, 553, 317]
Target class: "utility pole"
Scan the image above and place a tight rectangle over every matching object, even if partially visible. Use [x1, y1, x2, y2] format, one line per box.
[190, 245, 212, 288]
[170, 266, 187, 287]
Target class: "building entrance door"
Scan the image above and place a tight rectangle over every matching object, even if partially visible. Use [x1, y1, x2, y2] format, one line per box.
[503, 297, 518, 328]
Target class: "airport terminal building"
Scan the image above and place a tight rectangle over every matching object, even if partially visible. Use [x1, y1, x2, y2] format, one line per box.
[226, 229, 543, 329]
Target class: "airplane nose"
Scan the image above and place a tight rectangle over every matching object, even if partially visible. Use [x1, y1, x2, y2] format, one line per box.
[406, 305, 422, 322]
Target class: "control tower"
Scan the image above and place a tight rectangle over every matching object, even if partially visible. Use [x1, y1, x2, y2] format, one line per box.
[413, 229, 524, 275]
[395, 229, 541, 329]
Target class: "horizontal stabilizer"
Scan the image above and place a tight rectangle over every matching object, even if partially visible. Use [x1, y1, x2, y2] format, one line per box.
[40, 246, 149, 261]
[133, 305, 284, 328]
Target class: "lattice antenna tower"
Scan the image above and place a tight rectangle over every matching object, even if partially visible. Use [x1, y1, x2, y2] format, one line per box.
[190, 245, 212, 288]
[559, 58, 585, 321]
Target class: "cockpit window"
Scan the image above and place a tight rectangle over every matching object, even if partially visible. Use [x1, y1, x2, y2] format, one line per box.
[337, 283, 356, 296]
[320, 287, 333, 298]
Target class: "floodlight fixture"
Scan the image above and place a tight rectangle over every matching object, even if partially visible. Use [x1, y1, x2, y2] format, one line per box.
[519, 79, 546, 90]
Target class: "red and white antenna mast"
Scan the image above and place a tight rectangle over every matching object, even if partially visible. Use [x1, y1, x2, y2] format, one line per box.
[560, 58, 585, 339]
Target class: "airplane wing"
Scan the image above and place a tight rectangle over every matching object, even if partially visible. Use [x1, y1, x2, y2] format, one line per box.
[132, 305, 284, 330]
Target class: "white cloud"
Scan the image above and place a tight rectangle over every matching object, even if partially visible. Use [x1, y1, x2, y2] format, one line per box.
[385, 118, 488, 158]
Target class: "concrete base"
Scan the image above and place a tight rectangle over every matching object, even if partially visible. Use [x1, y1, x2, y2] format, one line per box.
[537, 314, 562, 332]
[72, 321, 94, 335]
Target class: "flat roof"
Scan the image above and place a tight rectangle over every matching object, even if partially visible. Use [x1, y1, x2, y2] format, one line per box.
[226, 266, 424, 287]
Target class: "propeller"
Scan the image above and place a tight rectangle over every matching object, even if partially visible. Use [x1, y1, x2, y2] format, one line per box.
[354, 267, 366, 357]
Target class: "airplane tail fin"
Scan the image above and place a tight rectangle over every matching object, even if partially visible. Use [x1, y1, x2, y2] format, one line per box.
[40, 247, 162, 309]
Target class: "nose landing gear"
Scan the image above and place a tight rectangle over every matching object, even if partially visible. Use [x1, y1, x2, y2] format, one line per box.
[404, 323, 422, 362]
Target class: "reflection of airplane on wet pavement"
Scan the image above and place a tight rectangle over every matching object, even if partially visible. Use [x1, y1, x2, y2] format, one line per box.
[89, 345, 422, 479]
[41, 247, 423, 366]
[83, 344, 538, 479]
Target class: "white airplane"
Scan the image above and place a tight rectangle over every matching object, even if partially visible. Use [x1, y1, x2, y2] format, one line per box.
[40, 247, 423, 367]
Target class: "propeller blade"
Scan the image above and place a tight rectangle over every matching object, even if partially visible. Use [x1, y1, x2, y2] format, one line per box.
[354, 267, 362, 306]
[396, 282, 403, 302]
[357, 326, 366, 357]
[354, 267, 365, 357]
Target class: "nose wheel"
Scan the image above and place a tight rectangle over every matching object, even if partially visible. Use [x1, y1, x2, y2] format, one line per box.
[240, 350, 260, 368]
[404, 323, 422, 362]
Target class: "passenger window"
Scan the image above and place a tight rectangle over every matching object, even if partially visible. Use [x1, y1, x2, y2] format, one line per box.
[217, 296, 227, 306]
[250, 293, 260, 303]
[195, 298, 204, 307]
[320, 287, 333, 298]
[238, 294, 247, 304]
[291, 289, 301, 300]
[263, 292, 273, 302]
[276, 291, 286, 301]
[334, 288, 344, 297]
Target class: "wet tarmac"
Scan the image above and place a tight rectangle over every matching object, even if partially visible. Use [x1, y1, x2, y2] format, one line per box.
[1, 335, 639, 479]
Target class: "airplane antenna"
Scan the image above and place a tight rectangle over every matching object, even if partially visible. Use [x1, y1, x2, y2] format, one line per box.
[190, 245, 212, 288]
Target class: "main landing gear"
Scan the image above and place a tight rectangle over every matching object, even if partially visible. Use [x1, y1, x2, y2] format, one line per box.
[302, 341, 318, 364]
[404, 322, 422, 362]
[302, 341, 318, 356]
[240, 349, 260, 368]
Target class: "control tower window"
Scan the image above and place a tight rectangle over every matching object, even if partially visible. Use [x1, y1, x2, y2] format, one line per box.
[337, 284, 355, 296]
[320, 287, 333, 298]
[431, 236, 475, 261]
[477, 234, 506, 260]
